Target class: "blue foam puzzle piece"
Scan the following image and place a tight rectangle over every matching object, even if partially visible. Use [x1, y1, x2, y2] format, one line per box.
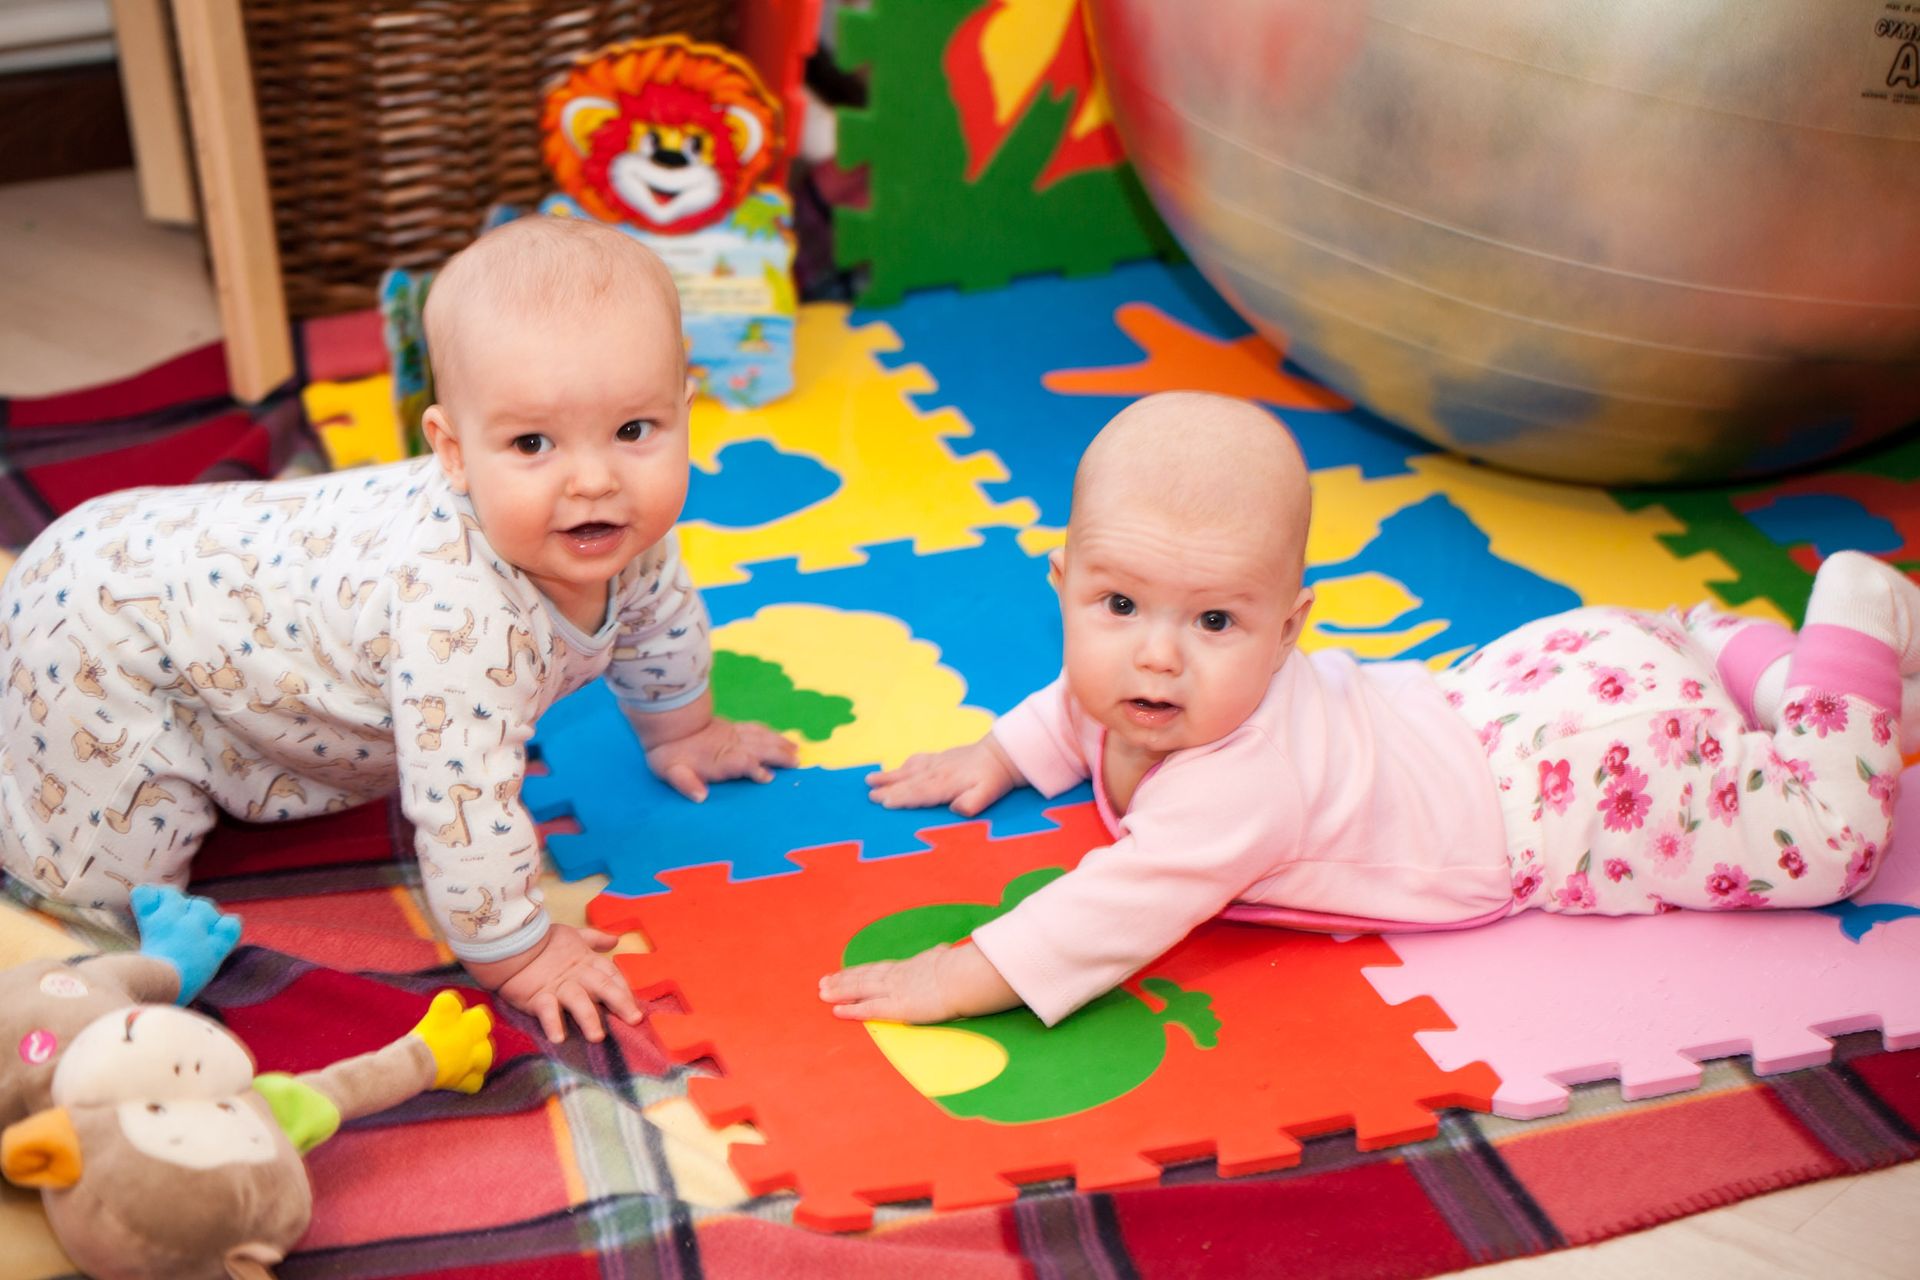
[1741, 494, 1902, 560]
[864, 259, 1430, 527]
[685, 439, 841, 529]
[525, 680, 1091, 897]
[704, 528, 1063, 717]
[1815, 898, 1920, 942]
[1308, 492, 1581, 662]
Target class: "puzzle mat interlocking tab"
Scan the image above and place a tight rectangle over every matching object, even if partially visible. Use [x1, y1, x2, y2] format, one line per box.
[1364, 766, 1920, 1120]
[591, 805, 1496, 1232]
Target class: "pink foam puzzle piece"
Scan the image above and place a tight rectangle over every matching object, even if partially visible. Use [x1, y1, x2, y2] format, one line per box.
[1364, 766, 1920, 1119]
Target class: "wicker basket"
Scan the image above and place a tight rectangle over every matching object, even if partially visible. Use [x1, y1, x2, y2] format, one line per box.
[239, 1, 739, 318]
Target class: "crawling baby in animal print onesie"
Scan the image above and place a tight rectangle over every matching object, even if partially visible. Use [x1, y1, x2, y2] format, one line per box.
[0, 217, 796, 1042]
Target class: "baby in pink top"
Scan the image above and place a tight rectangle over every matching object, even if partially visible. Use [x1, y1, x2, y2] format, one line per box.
[820, 392, 1916, 1027]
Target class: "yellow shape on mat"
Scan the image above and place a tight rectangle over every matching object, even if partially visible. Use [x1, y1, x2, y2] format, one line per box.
[1304, 467, 1436, 567]
[865, 1021, 1010, 1098]
[1300, 572, 1448, 661]
[1408, 454, 1788, 624]
[713, 605, 993, 771]
[303, 374, 406, 471]
[679, 307, 1038, 587]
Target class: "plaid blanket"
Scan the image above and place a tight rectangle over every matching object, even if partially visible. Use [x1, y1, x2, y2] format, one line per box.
[0, 794, 1911, 1279]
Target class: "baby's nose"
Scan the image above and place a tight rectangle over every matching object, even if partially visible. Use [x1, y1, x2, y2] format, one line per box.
[1135, 629, 1181, 673]
[567, 457, 617, 496]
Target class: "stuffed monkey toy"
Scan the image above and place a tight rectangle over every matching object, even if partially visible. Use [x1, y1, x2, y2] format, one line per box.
[1, 990, 494, 1280]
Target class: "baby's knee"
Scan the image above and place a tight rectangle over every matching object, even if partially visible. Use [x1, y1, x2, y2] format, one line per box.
[0, 862, 140, 940]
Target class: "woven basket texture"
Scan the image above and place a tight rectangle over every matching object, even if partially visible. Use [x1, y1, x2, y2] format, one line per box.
[240, 0, 738, 317]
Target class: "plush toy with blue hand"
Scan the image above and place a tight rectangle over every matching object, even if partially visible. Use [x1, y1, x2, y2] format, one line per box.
[0, 885, 242, 1127]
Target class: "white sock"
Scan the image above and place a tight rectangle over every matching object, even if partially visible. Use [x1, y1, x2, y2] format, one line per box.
[1905, 672, 1920, 755]
[1803, 550, 1920, 672]
[1752, 657, 1789, 731]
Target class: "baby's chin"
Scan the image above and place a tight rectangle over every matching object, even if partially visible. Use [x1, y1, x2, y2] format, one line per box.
[1102, 710, 1237, 756]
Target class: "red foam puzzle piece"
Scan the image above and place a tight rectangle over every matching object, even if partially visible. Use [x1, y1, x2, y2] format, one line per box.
[591, 804, 1496, 1231]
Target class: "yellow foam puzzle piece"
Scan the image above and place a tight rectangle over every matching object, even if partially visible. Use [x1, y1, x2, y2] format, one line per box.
[1406, 454, 1788, 625]
[1300, 572, 1449, 661]
[303, 374, 407, 471]
[713, 605, 994, 771]
[679, 308, 1038, 587]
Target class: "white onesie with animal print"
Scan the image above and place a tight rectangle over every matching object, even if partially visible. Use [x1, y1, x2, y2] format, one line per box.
[0, 457, 710, 961]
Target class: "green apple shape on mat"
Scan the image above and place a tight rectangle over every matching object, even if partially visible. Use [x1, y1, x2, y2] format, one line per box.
[842, 868, 1221, 1123]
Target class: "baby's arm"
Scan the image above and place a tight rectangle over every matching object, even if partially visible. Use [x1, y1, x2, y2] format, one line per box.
[609, 534, 796, 801]
[389, 584, 641, 1042]
[830, 734, 1297, 1026]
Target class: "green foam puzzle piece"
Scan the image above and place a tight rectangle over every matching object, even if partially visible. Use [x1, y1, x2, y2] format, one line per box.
[1612, 488, 1815, 621]
[710, 649, 855, 742]
[833, 0, 1179, 306]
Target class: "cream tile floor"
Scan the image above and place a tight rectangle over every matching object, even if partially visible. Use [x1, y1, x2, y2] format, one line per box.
[1, 169, 1913, 1276]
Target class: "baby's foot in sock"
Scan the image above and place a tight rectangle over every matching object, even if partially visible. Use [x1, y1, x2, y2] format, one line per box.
[1805, 550, 1920, 673]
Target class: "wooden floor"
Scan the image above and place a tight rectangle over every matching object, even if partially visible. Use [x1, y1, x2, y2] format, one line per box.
[0, 169, 1913, 1277]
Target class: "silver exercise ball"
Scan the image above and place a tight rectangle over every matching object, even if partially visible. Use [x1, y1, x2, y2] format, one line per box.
[1088, 0, 1920, 485]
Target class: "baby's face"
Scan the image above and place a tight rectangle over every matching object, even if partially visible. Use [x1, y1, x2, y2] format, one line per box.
[1058, 507, 1308, 760]
[429, 297, 690, 628]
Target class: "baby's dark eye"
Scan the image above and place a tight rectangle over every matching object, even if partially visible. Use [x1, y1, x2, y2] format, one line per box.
[1199, 610, 1233, 633]
[1105, 594, 1136, 617]
[616, 419, 654, 443]
[510, 434, 551, 456]
[147, 1103, 165, 1115]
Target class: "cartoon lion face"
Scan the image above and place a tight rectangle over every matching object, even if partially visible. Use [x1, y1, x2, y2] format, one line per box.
[542, 36, 783, 235]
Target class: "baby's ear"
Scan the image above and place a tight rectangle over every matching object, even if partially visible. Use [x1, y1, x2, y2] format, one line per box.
[420, 406, 466, 495]
[1278, 585, 1316, 659]
[1046, 547, 1066, 593]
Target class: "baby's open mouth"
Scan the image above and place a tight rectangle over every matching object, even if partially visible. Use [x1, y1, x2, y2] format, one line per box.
[1129, 698, 1176, 711]
[564, 522, 620, 540]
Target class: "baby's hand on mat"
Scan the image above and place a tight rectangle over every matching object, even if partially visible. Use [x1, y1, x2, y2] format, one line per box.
[468, 923, 642, 1044]
[819, 941, 1020, 1024]
[867, 738, 1021, 816]
[646, 717, 798, 802]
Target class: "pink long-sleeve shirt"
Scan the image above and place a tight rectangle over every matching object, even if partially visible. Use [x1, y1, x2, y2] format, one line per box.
[970, 653, 1513, 1025]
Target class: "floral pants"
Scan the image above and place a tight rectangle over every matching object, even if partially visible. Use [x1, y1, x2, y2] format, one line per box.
[1433, 605, 1900, 915]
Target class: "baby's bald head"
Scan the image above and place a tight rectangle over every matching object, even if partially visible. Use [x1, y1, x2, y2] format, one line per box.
[423, 216, 682, 414]
[1069, 392, 1313, 595]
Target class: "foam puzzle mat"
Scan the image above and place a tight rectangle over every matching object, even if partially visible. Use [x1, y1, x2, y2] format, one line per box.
[473, 256, 1920, 1226]
[590, 808, 1497, 1231]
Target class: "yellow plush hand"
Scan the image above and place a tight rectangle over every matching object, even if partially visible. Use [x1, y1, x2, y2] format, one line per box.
[410, 991, 495, 1094]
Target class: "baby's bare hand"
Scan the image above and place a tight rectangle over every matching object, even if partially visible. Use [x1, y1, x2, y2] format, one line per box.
[819, 940, 1020, 1024]
[867, 739, 1018, 816]
[483, 923, 643, 1044]
[646, 717, 798, 802]
[819, 945, 962, 1024]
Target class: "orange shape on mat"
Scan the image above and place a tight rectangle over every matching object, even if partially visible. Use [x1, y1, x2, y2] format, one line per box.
[1042, 303, 1353, 411]
[592, 804, 1495, 1231]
